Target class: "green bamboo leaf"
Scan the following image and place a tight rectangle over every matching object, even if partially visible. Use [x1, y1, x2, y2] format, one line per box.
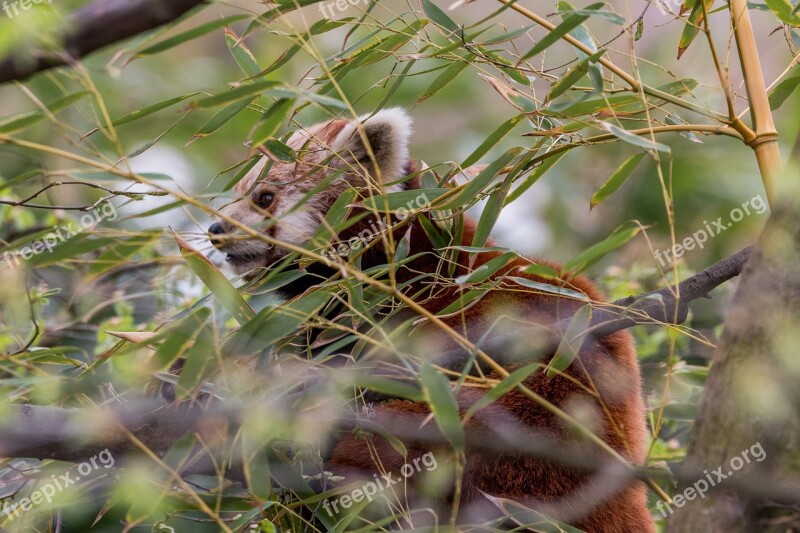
[139, 15, 248, 55]
[677, 0, 714, 59]
[176, 328, 216, 399]
[599, 122, 670, 153]
[418, 58, 472, 103]
[557, 1, 605, 92]
[545, 79, 698, 117]
[361, 189, 449, 211]
[174, 231, 255, 325]
[436, 286, 495, 316]
[25, 235, 116, 268]
[264, 139, 297, 162]
[505, 152, 566, 206]
[196, 80, 281, 108]
[225, 289, 332, 355]
[307, 188, 358, 252]
[547, 50, 606, 101]
[546, 304, 592, 377]
[438, 148, 522, 210]
[113, 92, 201, 127]
[189, 98, 254, 143]
[462, 114, 525, 168]
[250, 98, 296, 147]
[765, 0, 800, 25]
[520, 3, 605, 61]
[150, 308, 211, 372]
[563, 221, 643, 274]
[465, 364, 540, 419]
[590, 153, 646, 209]
[421, 364, 465, 451]
[88, 231, 161, 277]
[0, 170, 40, 191]
[422, 0, 460, 33]
[472, 172, 515, 248]
[769, 74, 800, 109]
[506, 277, 590, 301]
[0, 91, 91, 133]
[518, 263, 560, 279]
[225, 27, 262, 78]
[455, 252, 517, 284]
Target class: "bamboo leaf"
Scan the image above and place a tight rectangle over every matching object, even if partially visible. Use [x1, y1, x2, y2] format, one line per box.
[0, 91, 91, 133]
[677, 0, 714, 59]
[196, 80, 281, 108]
[563, 221, 643, 274]
[520, 3, 605, 61]
[250, 98, 295, 147]
[590, 153, 646, 209]
[113, 92, 200, 127]
[225, 27, 262, 78]
[361, 189, 449, 211]
[546, 304, 592, 377]
[505, 152, 566, 206]
[462, 114, 525, 168]
[418, 58, 472, 103]
[769, 74, 800, 109]
[455, 252, 517, 284]
[465, 364, 540, 419]
[174, 231, 255, 325]
[421, 364, 465, 451]
[225, 290, 332, 355]
[139, 16, 249, 55]
[547, 50, 606, 101]
[765, 0, 800, 25]
[422, 0, 460, 33]
[598, 122, 671, 153]
[439, 148, 522, 209]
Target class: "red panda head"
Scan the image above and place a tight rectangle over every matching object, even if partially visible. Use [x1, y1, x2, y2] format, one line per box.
[209, 108, 413, 275]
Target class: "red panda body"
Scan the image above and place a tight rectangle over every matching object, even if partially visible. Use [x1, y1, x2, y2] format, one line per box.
[326, 201, 653, 531]
[209, 109, 653, 531]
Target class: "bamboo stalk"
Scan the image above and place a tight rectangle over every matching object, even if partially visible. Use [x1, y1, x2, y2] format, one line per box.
[730, 0, 782, 205]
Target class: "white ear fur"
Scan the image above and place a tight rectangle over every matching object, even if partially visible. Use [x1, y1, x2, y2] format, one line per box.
[332, 107, 413, 185]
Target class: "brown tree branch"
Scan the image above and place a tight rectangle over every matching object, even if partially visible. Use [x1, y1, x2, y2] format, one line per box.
[435, 247, 753, 370]
[0, 247, 753, 469]
[0, 0, 208, 84]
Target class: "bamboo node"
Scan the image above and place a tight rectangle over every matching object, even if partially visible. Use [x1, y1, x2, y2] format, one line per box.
[745, 132, 779, 149]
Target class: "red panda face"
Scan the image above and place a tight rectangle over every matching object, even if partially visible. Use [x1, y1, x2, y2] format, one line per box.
[209, 108, 413, 276]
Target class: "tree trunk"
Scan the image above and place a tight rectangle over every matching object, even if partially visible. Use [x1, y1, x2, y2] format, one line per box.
[667, 180, 800, 531]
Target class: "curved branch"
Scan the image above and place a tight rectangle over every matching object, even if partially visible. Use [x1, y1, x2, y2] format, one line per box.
[0, 0, 207, 84]
[436, 247, 753, 370]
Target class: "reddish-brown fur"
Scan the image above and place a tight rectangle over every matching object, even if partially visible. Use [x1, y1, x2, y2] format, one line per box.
[326, 180, 654, 531]
[211, 110, 653, 530]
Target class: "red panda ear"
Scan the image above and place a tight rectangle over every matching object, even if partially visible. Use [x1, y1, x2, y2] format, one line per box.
[331, 107, 412, 186]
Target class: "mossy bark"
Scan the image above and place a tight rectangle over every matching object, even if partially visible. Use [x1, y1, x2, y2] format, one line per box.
[667, 180, 800, 531]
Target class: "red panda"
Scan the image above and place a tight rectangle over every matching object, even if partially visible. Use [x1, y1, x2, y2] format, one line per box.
[208, 108, 654, 531]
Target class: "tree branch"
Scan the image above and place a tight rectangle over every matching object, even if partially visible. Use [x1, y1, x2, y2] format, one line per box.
[0, 248, 752, 470]
[435, 247, 753, 370]
[0, 0, 207, 84]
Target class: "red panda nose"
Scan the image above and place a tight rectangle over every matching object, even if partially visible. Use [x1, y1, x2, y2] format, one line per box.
[208, 222, 228, 247]
[208, 222, 226, 235]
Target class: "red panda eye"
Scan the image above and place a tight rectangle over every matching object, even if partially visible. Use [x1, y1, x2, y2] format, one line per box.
[255, 192, 274, 209]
